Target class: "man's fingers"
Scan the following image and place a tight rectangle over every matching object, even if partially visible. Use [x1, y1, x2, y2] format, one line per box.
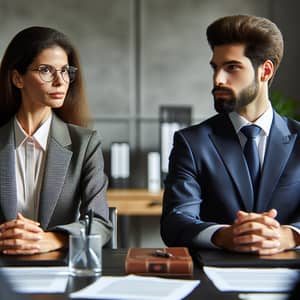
[235, 214, 280, 229]
[236, 209, 278, 223]
[233, 238, 281, 252]
[262, 209, 277, 218]
[234, 220, 280, 236]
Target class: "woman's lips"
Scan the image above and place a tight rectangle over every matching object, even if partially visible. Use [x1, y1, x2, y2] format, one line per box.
[48, 92, 65, 99]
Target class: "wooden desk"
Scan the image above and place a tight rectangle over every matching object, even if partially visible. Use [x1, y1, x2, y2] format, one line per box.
[107, 189, 163, 215]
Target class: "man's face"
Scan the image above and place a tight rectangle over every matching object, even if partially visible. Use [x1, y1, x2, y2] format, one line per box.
[210, 43, 259, 114]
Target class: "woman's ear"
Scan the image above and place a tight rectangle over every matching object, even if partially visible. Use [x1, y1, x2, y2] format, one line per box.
[260, 60, 274, 82]
[11, 70, 24, 88]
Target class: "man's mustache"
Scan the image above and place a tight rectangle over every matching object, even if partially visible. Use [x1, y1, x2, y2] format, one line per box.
[211, 86, 233, 94]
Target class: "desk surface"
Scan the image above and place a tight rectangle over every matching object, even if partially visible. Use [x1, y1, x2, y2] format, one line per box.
[1, 249, 239, 300]
[3, 249, 300, 299]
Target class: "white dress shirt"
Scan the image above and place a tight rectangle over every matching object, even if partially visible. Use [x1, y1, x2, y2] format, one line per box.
[195, 102, 274, 248]
[14, 114, 52, 220]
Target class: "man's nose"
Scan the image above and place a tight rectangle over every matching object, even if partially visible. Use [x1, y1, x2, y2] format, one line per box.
[214, 69, 227, 86]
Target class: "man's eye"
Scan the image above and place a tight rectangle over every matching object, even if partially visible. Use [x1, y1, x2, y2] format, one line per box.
[227, 65, 240, 71]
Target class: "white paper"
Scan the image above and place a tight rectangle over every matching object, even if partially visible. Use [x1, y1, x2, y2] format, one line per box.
[1, 267, 69, 293]
[238, 293, 289, 300]
[204, 266, 299, 292]
[70, 274, 200, 300]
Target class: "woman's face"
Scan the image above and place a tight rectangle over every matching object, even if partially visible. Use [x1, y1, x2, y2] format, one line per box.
[13, 46, 70, 112]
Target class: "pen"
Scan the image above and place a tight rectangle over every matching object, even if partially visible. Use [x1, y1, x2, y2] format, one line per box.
[87, 208, 94, 235]
[153, 250, 173, 258]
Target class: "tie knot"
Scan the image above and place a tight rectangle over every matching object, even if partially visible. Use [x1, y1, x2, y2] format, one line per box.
[241, 125, 261, 139]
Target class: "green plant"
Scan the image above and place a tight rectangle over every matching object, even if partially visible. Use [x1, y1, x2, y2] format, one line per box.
[271, 91, 299, 119]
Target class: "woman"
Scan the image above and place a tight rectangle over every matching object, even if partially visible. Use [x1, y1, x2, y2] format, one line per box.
[0, 26, 112, 255]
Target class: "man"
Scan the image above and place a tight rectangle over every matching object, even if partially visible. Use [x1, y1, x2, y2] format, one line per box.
[161, 15, 300, 255]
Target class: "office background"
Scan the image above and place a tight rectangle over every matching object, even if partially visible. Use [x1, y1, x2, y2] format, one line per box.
[0, 0, 299, 247]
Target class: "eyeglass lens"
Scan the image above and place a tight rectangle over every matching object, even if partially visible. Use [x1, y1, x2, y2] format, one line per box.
[37, 65, 77, 83]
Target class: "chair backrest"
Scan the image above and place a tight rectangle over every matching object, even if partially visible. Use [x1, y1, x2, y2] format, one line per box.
[105, 207, 118, 249]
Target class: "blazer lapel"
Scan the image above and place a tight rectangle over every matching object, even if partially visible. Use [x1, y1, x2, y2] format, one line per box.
[0, 120, 18, 220]
[209, 115, 254, 212]
[38, 115, 72, 228]
[256, 112, 296, 212]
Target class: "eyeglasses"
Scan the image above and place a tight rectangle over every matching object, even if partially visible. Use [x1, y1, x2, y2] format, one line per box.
[30, 64, 78, 83]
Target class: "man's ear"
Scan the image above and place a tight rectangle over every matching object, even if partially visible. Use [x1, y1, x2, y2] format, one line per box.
[260, 60, 274, 82]
[11, 70, 24, 88]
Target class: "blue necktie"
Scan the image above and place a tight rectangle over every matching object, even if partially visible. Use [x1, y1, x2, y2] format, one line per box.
[241, 125, 261, 201]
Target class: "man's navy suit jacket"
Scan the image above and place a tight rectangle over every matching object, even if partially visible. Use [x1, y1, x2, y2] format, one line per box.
[161, 110, 300, 247]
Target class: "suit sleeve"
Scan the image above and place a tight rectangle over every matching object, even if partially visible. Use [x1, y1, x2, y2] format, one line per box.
[160, 130, 216, 247]
[52, 131, 112, 246]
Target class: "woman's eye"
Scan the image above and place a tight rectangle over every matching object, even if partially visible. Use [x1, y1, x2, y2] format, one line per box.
[39, 66, 52, 74]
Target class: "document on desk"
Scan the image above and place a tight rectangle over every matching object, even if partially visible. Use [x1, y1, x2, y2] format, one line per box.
[1, 266, 69, 293]
[70, 274, 200, 300]
[203, 266, 299, 292]
[238, 293, 289, 300]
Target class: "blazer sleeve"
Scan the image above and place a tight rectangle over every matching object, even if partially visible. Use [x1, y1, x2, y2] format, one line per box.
[52, 130, 112, 246]
[160, 130, 216, 248]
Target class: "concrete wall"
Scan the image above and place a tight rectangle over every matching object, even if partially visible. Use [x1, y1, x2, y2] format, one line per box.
[0, 0, 298, 247]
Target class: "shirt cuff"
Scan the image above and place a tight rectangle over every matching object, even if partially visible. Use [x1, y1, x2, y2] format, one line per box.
[283, 225, 300, 249]
[193, 224, 226, 248]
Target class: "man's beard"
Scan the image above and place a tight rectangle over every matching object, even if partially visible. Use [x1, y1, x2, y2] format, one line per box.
[212, 78, 259, 114]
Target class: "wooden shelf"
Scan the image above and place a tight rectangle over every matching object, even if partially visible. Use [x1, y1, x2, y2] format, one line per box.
[107, 189, 163, 216]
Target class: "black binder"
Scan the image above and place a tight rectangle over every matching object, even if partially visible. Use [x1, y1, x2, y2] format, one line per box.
[193, 249, 300, 268]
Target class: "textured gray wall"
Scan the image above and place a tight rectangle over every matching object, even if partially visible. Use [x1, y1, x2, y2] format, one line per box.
[271, 0, 300, 102]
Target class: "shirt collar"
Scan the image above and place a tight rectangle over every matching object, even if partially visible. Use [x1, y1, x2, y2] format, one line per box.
[229, 101, 273, 136]
[14, 113, 52, 151]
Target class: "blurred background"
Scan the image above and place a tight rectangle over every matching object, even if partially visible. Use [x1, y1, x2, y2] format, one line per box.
[0, 0, 299, 247]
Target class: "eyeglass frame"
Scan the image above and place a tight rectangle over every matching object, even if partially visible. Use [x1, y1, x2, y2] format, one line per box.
[29, 64, 78, 83]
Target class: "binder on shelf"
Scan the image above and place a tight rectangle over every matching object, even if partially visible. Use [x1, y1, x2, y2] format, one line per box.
[159, 106, 192, 180]
[147, 152, 161, 192]
[110, 142, 130, 188]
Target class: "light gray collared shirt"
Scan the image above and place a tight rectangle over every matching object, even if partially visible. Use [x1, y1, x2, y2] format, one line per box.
[14, 114, 52, 220]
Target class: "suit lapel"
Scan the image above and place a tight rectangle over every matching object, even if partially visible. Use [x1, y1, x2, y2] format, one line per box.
[256, 112, 296, 212]
[38, 115, 72, 228]
[209, 115, 254, 211]
[0, 120, 18, 220]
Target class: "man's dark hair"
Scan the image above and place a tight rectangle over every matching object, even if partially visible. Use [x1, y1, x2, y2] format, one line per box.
[206, 15, 284, 84]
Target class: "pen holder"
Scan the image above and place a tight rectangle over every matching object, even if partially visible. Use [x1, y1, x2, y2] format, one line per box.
[69, 234, 102, 277]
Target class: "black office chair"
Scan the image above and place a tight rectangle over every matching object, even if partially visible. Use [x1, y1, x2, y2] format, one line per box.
[105, 207, 118, 249]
